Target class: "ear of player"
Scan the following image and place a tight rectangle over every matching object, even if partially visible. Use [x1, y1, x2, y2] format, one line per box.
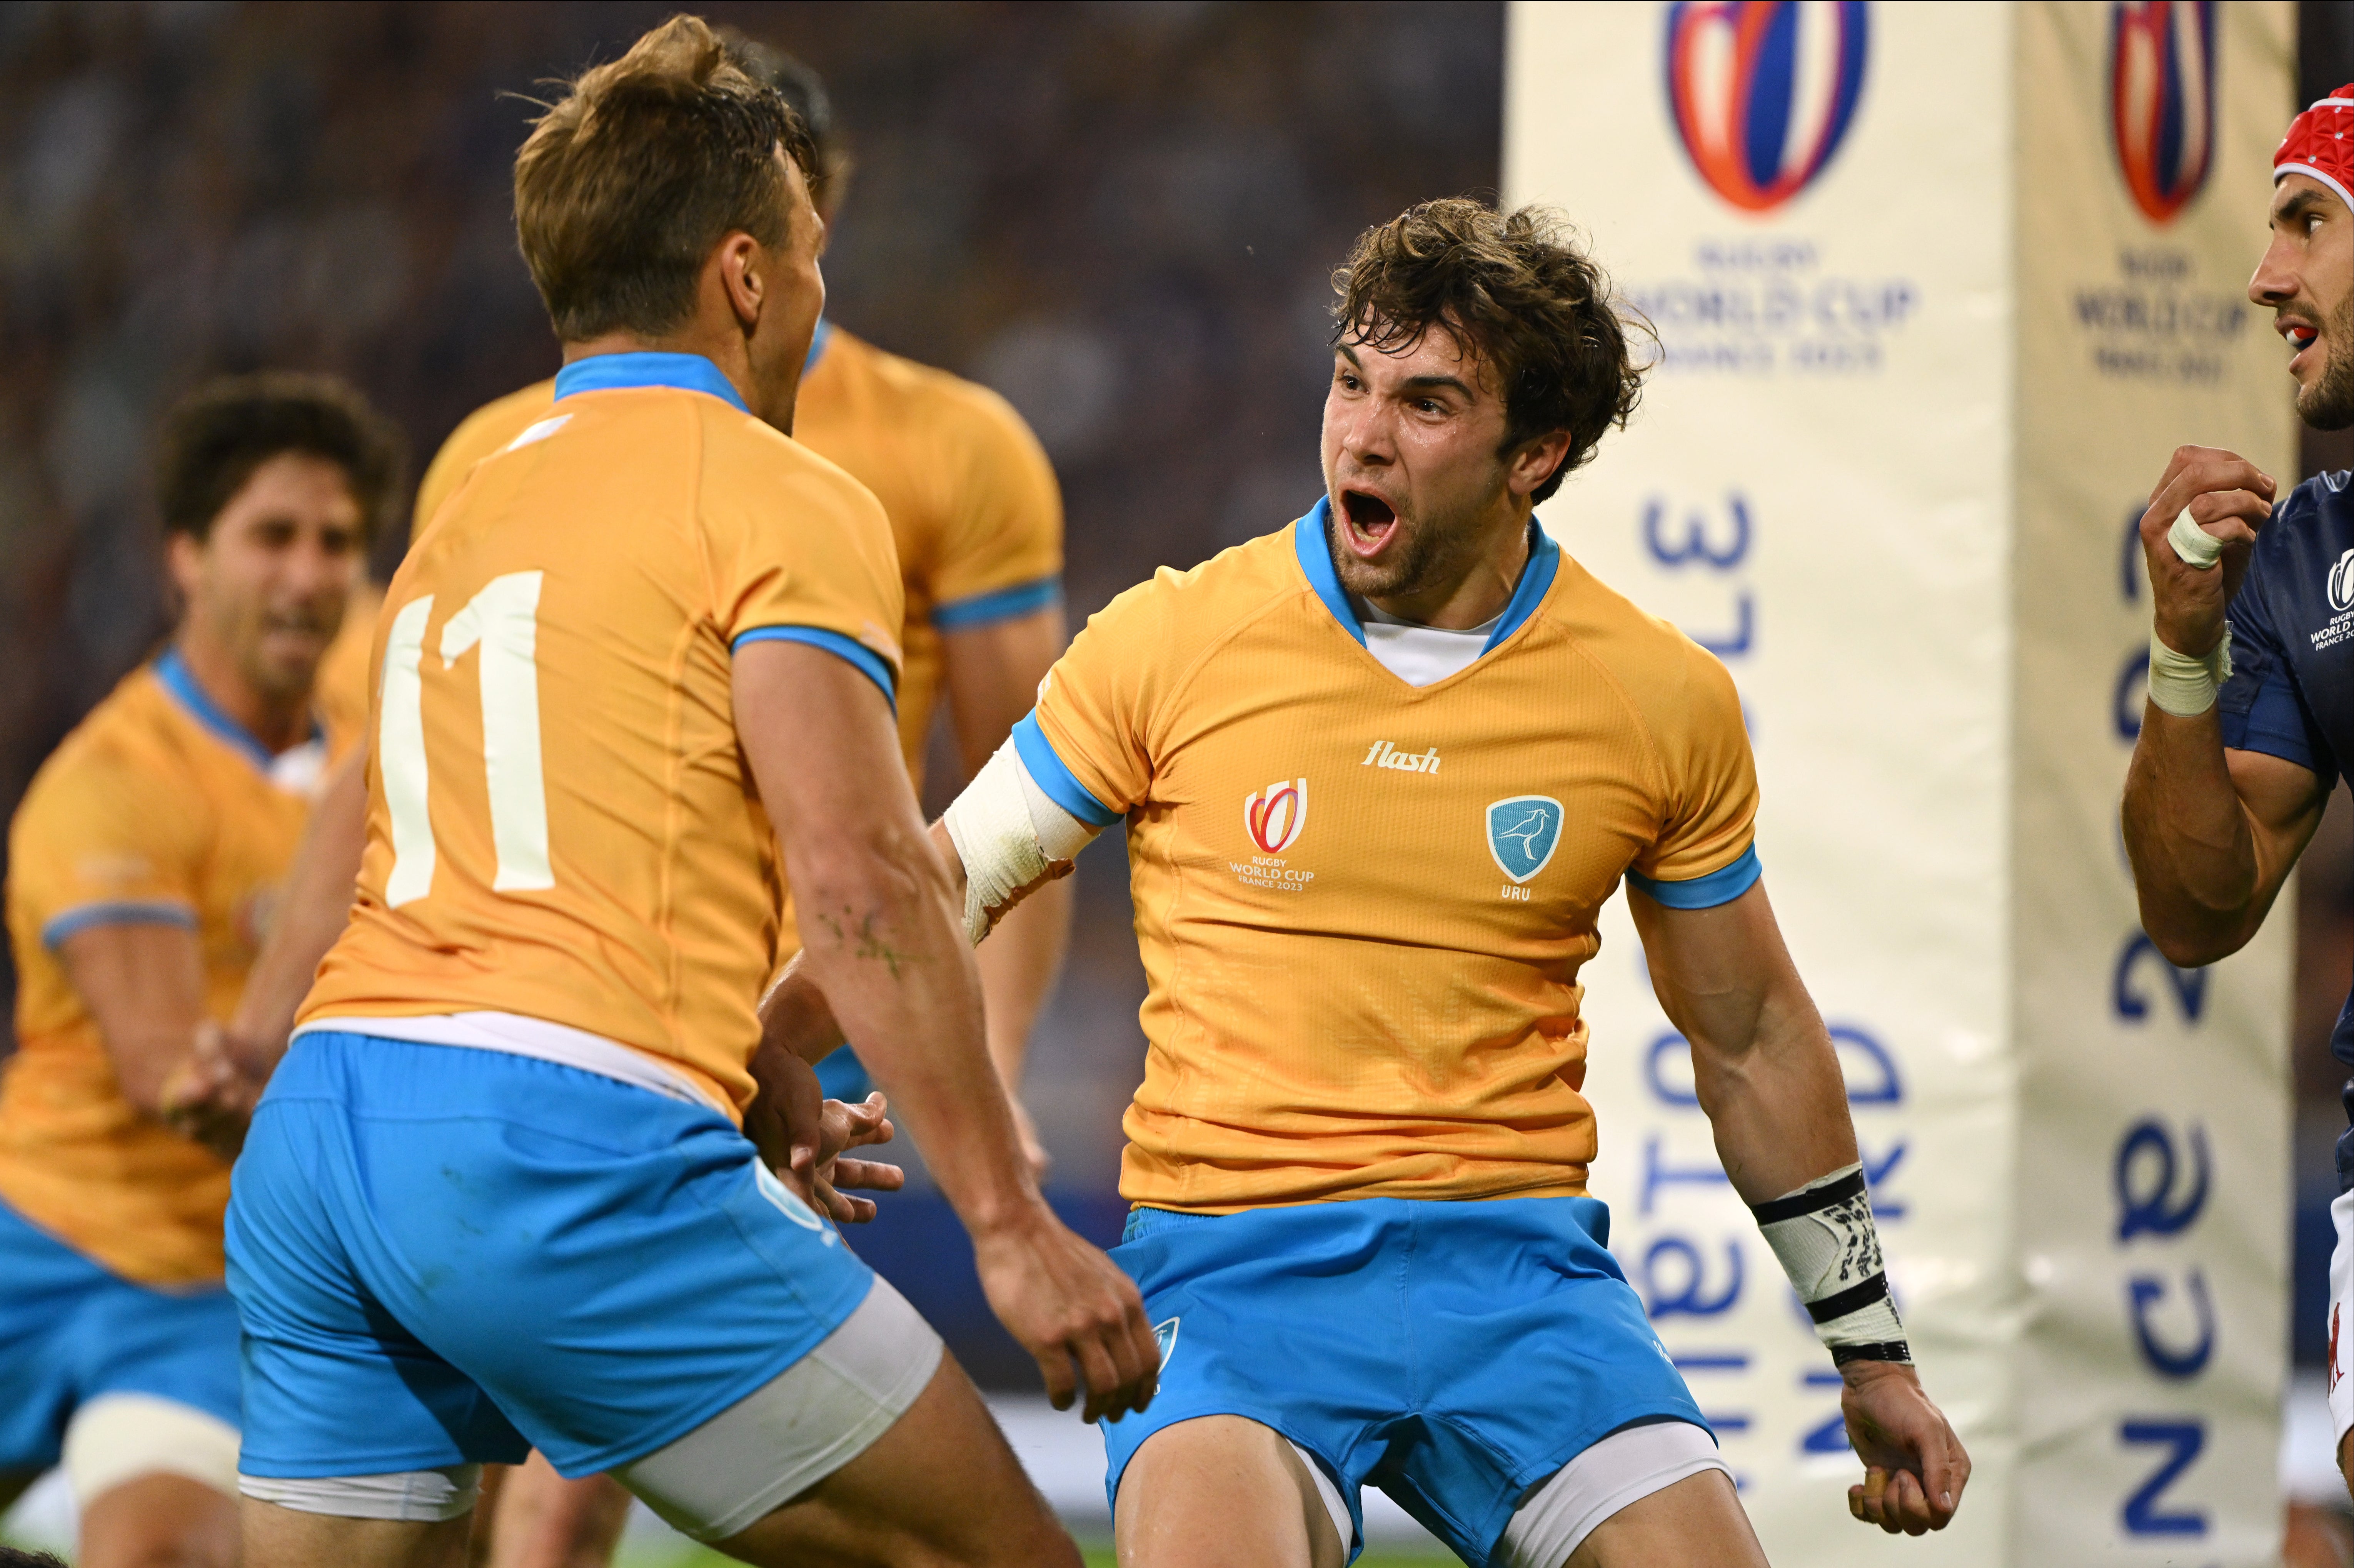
[1751, 1163, 1912, 1367]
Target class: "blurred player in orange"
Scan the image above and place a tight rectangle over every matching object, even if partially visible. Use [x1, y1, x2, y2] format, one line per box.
[403, 40, 1079, 1564]
[222, 20, 1152, 1568]
[778, 200, 1972, 1565]
[0, 374, 399, 1568]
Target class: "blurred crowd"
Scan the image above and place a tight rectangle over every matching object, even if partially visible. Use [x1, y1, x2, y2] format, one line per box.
[0, 0, 2346, 1366]
[0, 0, 1505, 1188]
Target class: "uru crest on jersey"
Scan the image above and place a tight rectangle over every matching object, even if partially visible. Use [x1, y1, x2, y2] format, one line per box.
[1243, 778, 1308, 855]
[2329, 548, 2354, 615]
[1664, 1, 1870, 213]
[2109, 0, 2216, 225]
[1487, 796, 1565, 885]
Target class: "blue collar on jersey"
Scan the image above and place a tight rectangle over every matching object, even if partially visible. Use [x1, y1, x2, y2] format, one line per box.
[553, 351, 750, 412]
[155, 645, 319, 772]
[551, 323, 835, 415]
[1292, 496, 1560, 657]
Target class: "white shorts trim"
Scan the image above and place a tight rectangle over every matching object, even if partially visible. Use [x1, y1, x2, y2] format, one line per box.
[615, 1274, 944, 1541]
[238, 1463, 480, 1522]
[2330, 1190, 2353, 1448]
[1499, 1419, 1729, 1568]
[1287, 1438, 1353, 1552]
[296, 1011, 723, 1113]
[63, 1392, 241, 1506]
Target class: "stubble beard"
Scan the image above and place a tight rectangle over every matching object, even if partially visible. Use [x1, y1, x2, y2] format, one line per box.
[2299, 287, 2354, 432]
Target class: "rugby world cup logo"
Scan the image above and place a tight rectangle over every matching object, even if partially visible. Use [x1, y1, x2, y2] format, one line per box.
[1243, 779, 1308, 855]
[2329, 548, 2354, 615]
[2109, 1, 2216, 225]
[1664, 1, 1870, 213]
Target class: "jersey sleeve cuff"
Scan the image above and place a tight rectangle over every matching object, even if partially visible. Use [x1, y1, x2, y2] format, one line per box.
[732, 627, 897, 713]
[1627, 843, 1761, 910]
[931, 575, 1062, 632]
[1012, 712, 1120, 828]
[42, 900, 199, 950]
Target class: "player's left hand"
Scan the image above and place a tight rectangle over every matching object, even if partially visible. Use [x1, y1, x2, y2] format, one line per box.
[745, 1042, 904, 1222]
[1841, 1359, 1969, 1535]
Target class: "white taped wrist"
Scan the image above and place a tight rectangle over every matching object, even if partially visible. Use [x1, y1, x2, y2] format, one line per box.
[1751, 1163, 1910, 1366]
[2167, 508, 2223, 569]
[2147, 623, 2233, 718]
[940, 742, 1097, 945]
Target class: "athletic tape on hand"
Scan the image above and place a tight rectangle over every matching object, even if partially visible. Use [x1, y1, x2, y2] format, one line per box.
[1751, 1163, 1910, 1365]
[941, 741, 1097, 945]
[2147, 623, 2233, 718]
[2167, 508, 2224, 570]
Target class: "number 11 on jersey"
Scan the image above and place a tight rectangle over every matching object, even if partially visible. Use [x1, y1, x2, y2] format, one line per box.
[379, 571, 555, 906]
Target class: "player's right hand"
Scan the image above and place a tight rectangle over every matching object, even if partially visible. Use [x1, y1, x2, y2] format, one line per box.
[2138, 445, 2277, 661]
[160, 1021, 266, 1161]
[1840, 1360, 1968, 1535]
[971, 1209, 1158, 1424]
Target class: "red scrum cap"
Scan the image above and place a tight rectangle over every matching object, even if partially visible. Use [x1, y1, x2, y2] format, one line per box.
[2276, 84, 2354, 212]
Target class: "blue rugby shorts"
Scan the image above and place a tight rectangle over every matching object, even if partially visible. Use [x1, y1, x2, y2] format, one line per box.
[0, 1197, 242, 1473]
[227, 1031, 879, 1480]
[1099, 1195, 1709, 1565]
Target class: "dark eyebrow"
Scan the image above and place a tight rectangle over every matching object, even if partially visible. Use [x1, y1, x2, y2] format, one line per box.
[1397, 374, 1475, 400]
[1336, 343, 1363, 367]
[2276, 188, 2331, 223]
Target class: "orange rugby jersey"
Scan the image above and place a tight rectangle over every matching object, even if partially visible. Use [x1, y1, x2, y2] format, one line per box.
[412, 322, 1063, 785]
[1021, 501, 1760, 1212]
[299, 353, 903, 1115]
[1, 646, 368, 1283]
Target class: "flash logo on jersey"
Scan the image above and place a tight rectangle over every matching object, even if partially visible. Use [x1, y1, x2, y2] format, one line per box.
[1487, 796, 1563, 888]
[1243, 779, 1308, 854]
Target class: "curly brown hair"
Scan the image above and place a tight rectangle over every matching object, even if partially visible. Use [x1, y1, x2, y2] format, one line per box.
[155, 372, 407, 545]
[1333, 199, 1648, 503]
[514, 14, 818, 343]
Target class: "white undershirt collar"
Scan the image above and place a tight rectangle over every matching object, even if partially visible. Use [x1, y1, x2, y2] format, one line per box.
[1351, 595, 1503, 688]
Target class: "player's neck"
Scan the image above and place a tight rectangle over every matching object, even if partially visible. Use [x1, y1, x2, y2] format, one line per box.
[172, 627, 312, 755]
[1362, 503, 1534, 630]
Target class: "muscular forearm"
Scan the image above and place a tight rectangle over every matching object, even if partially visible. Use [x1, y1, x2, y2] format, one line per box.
[230, 742, 369, 1062]
[2121, 708, 2266, 963]
[1689, 988, 1859, 1206]
[785, 830, 1039, 1233]
[974, 873, 1071, 1090]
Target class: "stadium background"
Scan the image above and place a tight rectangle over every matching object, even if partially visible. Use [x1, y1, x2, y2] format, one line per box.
[0, 1, 2349, 1563]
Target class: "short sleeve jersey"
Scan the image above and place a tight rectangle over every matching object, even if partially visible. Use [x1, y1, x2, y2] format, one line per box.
[298, 355, 904, 1114]
[0, 650, 364, 1284]
[2219, 468, 2354, 1068]
[1021, 502, 1761, 1212]
[409, 324, 1063, 787]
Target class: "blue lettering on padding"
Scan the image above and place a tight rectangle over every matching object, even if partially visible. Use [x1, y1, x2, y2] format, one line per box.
[2119, 1420, 2208, 1537]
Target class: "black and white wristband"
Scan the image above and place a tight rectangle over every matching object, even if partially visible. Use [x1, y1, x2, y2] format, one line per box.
[1750, 1163, 1911, 1368]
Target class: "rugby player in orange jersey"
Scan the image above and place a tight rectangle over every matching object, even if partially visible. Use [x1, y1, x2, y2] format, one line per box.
[770, 200, 1972, 1565]
[0, 373, 397, 1568]
[195, 33, 1086, 1568]
[221, 20, 1152, 1568]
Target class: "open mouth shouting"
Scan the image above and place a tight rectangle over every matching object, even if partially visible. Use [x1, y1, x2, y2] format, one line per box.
[1338, 488, 1400, 558]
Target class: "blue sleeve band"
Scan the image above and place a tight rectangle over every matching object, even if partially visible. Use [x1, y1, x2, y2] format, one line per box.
[731, 627, 897, 713]
[42, 900, 199, 950]
[1627, 843, 1762, 910]
[932, 576, 1063, 632]
[1011, 712, 1120, 827]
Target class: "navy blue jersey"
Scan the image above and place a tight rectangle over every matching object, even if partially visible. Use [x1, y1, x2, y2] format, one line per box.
[2217, 470, 2354, 1131]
